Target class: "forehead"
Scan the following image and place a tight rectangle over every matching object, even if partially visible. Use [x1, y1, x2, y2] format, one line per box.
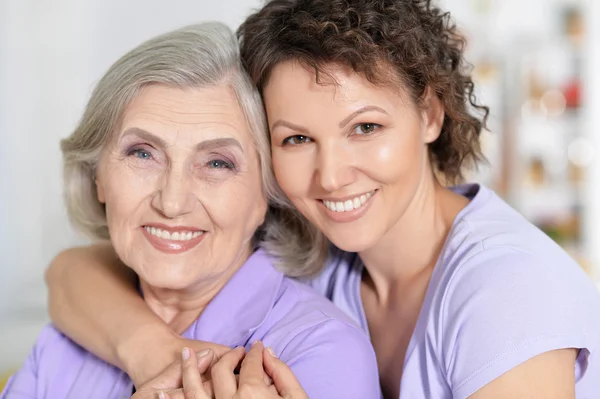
[263, 61, 412, 112]
[119, 84, 253, 145]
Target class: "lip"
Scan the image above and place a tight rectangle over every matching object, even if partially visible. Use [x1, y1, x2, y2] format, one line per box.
[319, 189, 377, 223]
[141, 224, 206, 254]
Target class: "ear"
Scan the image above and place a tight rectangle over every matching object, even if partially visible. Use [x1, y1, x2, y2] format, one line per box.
[95, 172, 106, 204]
[421, 87, 445, 144]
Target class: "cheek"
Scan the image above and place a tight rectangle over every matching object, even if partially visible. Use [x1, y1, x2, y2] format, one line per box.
[272, 151, 311, 198]
[361, 130, 424, 183]
[102, 165, 158, 223]
[196, 175, 267, 229]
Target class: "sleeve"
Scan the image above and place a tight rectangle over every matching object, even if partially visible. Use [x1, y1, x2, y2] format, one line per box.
[279, 319, 381, 399]
[441, 247, 600, 399]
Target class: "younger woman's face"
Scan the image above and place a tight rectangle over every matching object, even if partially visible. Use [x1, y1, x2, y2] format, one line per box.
[263, 62, 443, 252]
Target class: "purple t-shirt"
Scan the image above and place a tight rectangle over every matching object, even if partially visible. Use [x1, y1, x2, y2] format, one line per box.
[308, 184, 600, 398]
[1, 250, 381, 399]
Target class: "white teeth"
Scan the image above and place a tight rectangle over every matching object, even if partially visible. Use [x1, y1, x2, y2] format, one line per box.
[322, 191, 375, 213]
[344, 200, 353, 211]
[144, 226, 203, 241]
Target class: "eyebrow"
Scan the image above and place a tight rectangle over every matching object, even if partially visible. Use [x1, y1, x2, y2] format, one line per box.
[121, 127, 244, 153]
[269, 105, 389, 134]
[270, 120, 310, 135]
[338, 106, 389, 128]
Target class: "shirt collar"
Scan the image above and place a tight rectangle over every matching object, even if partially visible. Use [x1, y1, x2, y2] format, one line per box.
[181, 249, 284, 347]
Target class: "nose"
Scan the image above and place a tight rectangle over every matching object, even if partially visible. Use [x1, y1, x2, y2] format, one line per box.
[316, 143, 355, 192]
[152, 167, 195, 218]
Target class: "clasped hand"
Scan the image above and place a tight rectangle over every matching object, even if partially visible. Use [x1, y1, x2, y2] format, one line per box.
[132, 341, 308, 399]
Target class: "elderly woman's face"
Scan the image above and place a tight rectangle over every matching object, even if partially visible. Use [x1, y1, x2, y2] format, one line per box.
[95, 84, 267, 290]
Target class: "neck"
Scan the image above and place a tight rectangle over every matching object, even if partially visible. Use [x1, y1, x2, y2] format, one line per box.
[140, 248, 251, 334]
[359, 177, 468, 303]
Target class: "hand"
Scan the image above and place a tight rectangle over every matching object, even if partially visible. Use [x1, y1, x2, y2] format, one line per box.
[133, 342, 308, 399]
[123, 327, 231, 388]
[211, 341, 308, 399]
[132, 348, 216, 399]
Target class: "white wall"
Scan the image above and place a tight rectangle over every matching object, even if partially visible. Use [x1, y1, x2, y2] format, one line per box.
[0, 0, 261, 371]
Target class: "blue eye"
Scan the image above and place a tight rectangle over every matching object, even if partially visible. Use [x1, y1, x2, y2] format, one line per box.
[128, 148, 152, 159]
[207, 159, 234, 169]
[282, 135, 312, 146]
[353, 123, 381, 135]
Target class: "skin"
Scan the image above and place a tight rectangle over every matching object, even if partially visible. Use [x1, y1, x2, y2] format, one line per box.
[132, 342, 307, 399]
[46, 63, 578, 398]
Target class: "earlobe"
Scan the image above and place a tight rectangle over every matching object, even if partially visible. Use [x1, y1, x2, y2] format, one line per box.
[422, 88, 445, 144]
[95, 176, 106, 204]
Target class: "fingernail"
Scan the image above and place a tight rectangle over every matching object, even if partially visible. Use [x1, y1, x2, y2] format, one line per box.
[158, 392, 166, 399]
[182, 347, 190, 361]
[197, 349, 211, 358]
[252, 340, 261, 346]
[266, 347, 277, 358]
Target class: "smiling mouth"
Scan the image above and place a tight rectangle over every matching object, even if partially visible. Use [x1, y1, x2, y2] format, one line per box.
[143, 226, 204, 241]
[321, 190, 377, 213]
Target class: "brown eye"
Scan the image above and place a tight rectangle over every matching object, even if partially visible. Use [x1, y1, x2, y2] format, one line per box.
[283, 135, 312, 145]
[356, 123, 379, 134]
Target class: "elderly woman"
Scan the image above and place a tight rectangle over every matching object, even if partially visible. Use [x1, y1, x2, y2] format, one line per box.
[0, 22, 381, 399]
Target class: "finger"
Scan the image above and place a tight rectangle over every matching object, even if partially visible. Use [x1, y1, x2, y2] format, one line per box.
[211, 346, 246, 398]
[263, 347, 307, 398]
[184, 340, 232, 369]
[162, 389, 183, 399]
[239, 341, 266, 386]
[140, 360, 183, 391]
[180, 347, 211, 399]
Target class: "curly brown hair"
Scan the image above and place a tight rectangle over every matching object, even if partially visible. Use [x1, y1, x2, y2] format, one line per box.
[238, 0, 489, 183]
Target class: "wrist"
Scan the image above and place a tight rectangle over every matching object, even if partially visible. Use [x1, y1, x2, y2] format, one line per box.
[117, 322, 179, 387]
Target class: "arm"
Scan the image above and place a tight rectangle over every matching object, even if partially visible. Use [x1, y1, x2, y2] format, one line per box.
[45, 243, 200, 386]
[470, 349, 577, 398]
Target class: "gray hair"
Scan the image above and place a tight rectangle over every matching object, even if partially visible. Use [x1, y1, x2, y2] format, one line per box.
[61, 21, 328, 277]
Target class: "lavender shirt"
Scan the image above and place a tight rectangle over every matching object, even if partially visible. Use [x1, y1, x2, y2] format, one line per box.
[1, 250, 381, 399]
[308, 184, 600, 398]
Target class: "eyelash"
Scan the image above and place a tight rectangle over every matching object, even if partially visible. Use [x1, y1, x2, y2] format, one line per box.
[282, 135, 312, 146]
[127, 146, 153, 160]
[206, 158, 235, 170]
[281, 123, 382, 146]
[353, 123, 382, 135]
[126, 144, 236, 174]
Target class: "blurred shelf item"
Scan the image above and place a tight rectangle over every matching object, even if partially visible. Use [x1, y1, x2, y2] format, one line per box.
[449, 0, 595, 275]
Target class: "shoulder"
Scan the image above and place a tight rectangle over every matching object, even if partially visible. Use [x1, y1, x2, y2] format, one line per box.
[30, 324, 80, 362]
[1, 324, 92, 397]
[431, 185, 600, 398]
[439, 185, 598, 312]
[261, 277, 380, 398]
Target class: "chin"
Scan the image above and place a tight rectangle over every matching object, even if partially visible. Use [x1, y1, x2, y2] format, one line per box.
[326, 230, 377, 253]
[137, 269, 192, 291]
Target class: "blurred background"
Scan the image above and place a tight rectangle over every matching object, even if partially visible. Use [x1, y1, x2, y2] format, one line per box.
[1, 0, 598, 380]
